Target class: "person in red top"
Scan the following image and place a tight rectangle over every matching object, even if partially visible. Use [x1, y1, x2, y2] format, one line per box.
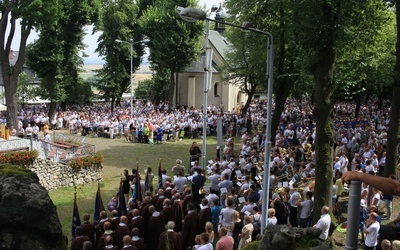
[216, 227, 234, 250]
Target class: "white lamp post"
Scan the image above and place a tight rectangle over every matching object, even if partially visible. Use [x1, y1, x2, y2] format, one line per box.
[115, 39, 149, 118]
[178, 7, 274, 235]
[177, 6, 217, 170]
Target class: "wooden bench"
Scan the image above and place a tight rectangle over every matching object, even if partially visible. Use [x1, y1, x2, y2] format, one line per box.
[50, 142, 72, 150]
[0, 147, 29, 154]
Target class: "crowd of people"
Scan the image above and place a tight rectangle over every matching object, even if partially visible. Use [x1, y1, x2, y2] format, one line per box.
[13, 97, 398, 250]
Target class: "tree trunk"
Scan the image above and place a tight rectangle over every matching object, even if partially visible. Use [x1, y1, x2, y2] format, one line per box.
[175, 73, 179, 107]
[241, 87, 256, 117]
[271, 79, 295, 141]
[48, 102, 57, 124]
[355, 97, 361, 118]
[385, 0, 400, 177]
[167, 72, 175, 112]
[313, 46, 336, 223]
[111, 96, 115, 113]
[4, 74, 19, 129]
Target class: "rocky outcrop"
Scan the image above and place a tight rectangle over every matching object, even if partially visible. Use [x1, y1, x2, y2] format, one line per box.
[0, 165, 67, 250]
[31, 158, 103, 190]
[259, 224, 331, 250]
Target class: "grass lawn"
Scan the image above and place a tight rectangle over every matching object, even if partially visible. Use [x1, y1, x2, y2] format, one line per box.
[49, 134, 223, 241]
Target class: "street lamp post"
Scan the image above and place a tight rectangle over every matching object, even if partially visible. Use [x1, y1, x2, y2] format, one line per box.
[177, 6, 217, 171]
[115, 39, 149, 118]
[178, 7, 274, 235]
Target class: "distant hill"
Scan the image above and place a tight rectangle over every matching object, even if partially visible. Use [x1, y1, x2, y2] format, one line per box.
[80, 64, 152, 83]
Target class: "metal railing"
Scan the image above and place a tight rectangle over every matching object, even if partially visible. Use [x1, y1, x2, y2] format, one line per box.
[0, 136, 95, 164]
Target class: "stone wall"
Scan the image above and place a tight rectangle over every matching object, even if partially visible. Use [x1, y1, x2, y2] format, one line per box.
[30, 158, 103, 191]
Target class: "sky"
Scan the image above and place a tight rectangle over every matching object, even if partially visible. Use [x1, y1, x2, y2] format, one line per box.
[11, 0, 222, 64]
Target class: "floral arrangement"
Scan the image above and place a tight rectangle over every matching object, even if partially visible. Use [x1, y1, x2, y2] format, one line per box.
[0, 150, 38, 166]
[69, 153, 104, 171]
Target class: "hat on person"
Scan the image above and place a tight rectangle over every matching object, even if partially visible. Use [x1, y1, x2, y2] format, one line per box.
[176, 159, 182, 164]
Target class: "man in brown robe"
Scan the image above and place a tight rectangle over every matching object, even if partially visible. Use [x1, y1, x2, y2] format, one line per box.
[172, 193, 184, 232]
[158, 221, 182, 250]
[81, 213, 95, 244]
[182, 203, 199, 250]
[116, 216, 130, 249]
[147, 205, 165, 250]
[161, 199, 175, 223]
[182, 187, 193, 216]
[97, 222, 116, 250]
[128, 209, 144, 237]
[71, 226, 90, 250]
[130, 227, 146, 250]
[155, 189, 166, 212]
[95, 210, 110, 245]
[198, 198, 212, 233]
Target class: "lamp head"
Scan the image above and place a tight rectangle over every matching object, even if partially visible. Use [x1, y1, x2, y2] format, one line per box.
[177, 7, 207, 22]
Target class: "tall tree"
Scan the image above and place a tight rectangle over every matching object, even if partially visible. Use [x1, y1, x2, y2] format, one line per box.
[386, 1, 400, 177]
[0, 0, 58, 128]
[296, 0, 389, 221]
[26, 0, 99, 119]
[224, 0, 303, 139]
[94, 0, 142, 111]
[139, 0, 203, 108]
[220, 29, 267, 117]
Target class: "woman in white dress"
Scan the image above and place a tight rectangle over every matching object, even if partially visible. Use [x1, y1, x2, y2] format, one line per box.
[238, 215, 254, 250]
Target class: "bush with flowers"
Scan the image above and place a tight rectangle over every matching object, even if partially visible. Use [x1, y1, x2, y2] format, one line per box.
[0, 150, 38, 166]
[69, 153, 104, 171]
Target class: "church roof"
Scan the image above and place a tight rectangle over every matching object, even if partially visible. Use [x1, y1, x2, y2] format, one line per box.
[183, 30, 230, 74]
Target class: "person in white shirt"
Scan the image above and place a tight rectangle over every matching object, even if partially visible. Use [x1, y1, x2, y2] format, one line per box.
[364, 212, 380, 249]
[220, 199, 235, 233]
[173, 171, 188, 193]
[267, 208, 278, 226]
[208, 169, 221, 195]
[197, 232, 213, 250]
[314, 206, 331, 241]
[297, 191, 313, 228]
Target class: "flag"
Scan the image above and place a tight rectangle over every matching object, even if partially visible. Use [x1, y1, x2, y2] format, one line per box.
[94, 183, 105, 222]
[144, 167, 149, 191]
[135, 164, 142, 202]
[158, 158, 163, 189]
[117, 181, 126, 217]
[71, 192, 81, 238]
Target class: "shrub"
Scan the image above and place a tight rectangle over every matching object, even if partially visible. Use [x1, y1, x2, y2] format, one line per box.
[69, 153, 104, 171]
[0, 150, 38, 166]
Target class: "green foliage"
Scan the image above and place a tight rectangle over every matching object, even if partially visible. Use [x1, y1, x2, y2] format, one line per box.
[139, 0, 203, 104]
[94, 0, 142, 106]
[241, 241, 259, 250]
[25, 0, 99, 118]
[335, 9, 395, 101]
[135, 79, 154, 100]
[17, 72, 39, 106]
[0, 0, 59, 129]
[0, 164, 36, 177]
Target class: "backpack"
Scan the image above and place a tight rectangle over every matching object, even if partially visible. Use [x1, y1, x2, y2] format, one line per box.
[252, 215, 261, 233]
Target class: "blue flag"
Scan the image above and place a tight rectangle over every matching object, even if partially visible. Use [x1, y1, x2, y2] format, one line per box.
[71, 193, 81, 238]
[94, 183, 105, 222]
[117, 182, 126, 217]
[135, 165, 142, 202]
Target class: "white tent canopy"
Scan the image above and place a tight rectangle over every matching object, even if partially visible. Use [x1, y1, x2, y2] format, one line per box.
[0, 104, 6, 111]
